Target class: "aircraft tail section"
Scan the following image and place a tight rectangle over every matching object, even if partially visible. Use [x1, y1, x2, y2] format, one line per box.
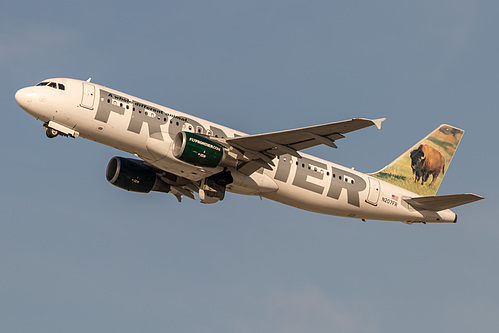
[370, 124, 464, 196]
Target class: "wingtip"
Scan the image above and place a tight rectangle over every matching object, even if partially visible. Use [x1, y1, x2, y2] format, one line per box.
[372, 118, 387, 130]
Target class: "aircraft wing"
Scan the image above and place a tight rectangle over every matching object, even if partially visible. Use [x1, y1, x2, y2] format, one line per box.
[226, 118, 385, 174]
[404, 193, 484, 211]
[139, 159, 198, 202]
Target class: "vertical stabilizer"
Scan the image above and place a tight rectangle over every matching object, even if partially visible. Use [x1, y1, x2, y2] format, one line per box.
[370, 125, 464, 196]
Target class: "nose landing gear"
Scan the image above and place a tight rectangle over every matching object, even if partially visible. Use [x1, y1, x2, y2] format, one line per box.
[42, 121, 79, 139]
[45, 127, 59, 138]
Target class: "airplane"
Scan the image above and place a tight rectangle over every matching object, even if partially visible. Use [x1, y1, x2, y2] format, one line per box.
[15, 78, 483, 224]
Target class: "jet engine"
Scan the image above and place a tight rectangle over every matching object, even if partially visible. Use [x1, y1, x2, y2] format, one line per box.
[172, 131, 236, 168]
[106, 157, 170, 193]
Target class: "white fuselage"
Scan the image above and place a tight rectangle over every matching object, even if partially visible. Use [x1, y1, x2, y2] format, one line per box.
[15, 78, 457, 223]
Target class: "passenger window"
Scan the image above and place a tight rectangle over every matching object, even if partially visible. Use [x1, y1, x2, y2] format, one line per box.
[58, 84, 65, 90]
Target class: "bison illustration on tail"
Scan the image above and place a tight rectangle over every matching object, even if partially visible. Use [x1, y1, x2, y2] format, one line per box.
[410, 144, 445, 186]
[370, 124, 464, 196]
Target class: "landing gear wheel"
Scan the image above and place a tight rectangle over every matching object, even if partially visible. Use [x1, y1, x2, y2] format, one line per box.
[46, 128, 59, 138]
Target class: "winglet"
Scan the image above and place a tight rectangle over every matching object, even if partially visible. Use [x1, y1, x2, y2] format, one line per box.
[372, 118, 386, 130]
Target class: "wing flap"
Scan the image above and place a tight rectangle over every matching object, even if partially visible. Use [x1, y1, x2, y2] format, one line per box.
[404, 193, 484, 211]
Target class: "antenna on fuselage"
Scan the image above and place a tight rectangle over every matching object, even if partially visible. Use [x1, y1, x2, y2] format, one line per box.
[86, 78, 92, 82]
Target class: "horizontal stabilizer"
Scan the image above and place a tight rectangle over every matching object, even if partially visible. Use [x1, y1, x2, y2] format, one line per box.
[404, 193, 484, 211]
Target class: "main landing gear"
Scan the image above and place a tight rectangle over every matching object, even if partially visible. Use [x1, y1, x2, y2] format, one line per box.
[199, 169, 234, 204]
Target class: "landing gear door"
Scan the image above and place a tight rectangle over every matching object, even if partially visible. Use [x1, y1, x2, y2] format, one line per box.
[81, 82, 95, 109]
[366, 177, 381, 206]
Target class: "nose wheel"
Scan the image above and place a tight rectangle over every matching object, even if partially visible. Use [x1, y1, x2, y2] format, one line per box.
[45, 127, 59, 138]
[42, 122, 79, 139]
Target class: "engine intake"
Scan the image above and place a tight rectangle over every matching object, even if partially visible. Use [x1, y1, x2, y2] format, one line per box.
[173, 131, 233, 168]
[106, 157, 170, 193]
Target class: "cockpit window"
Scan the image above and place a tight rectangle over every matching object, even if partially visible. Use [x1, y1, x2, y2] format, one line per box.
[36, 81, 65, 90]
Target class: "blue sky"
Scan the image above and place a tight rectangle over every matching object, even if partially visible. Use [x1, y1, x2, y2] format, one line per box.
[1, 1, 497, 332]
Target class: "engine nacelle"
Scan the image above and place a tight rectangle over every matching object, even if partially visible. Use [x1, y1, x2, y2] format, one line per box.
[173, 131, 234, 168]
[106, 157, 170, 193]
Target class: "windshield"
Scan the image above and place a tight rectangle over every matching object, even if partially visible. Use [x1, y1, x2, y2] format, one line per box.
[35, 81, 65, 90]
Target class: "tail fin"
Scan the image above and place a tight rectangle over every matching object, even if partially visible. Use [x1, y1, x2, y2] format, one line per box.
[370, 124, 464, 196]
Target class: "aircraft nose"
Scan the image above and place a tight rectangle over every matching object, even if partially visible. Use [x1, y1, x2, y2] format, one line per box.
[15, 87, 33, 111]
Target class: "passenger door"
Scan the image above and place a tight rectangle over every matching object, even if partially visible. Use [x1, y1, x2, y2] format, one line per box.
[81, 82, 95, 109]
[366, 177, 381, 206]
